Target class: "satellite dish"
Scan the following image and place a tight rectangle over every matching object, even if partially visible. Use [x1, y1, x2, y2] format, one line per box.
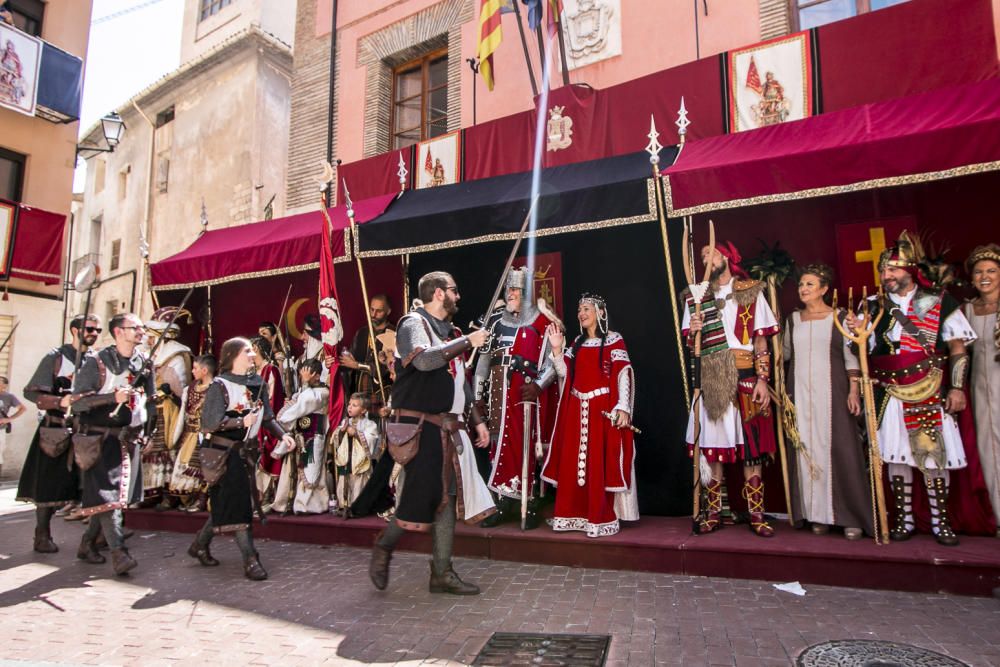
[73, 263, 98, 293]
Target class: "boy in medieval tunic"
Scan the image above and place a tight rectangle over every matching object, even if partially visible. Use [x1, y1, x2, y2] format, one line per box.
[277, 358, 330, 514]
[191, 337, 294, 580]
[331, 392, 380, 516]
[168, 354, 216, 510]
[70, 313, 152, 576]
[848, 232, 979, 545]
[17, 314, 100, 553]
[683, 242, 781, 537]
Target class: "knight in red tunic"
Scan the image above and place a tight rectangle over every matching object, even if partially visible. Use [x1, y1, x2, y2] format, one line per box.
[474, 268, 559, 529]
[539, 293, 637, 538]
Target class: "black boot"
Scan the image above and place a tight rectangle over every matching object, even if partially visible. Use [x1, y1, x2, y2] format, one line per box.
[429, 560, 480, 595]
[889, 475, 915, 541]
[33, 527, 58, 553]
[928, 476, 959, 547]
[76, 534, 106, 564]
[480, 496, 510, 528]
[187, 540, 220, 566]
[369, 541, 392, 590]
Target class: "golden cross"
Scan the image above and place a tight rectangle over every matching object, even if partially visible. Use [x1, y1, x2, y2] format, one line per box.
[854, 227, 887, 286]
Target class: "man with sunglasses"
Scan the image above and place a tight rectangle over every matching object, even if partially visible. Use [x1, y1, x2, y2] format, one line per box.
[67, 312, 153, 575]
[17, 314, 101, 553]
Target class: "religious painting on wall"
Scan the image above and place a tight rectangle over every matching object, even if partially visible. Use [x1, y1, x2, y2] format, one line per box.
[0, 200, 19, 280]
[0, 23, 43, 117]
[727, 31, 815, 133]
[835, 217, 917, 297]
[513, 252, 563, 318]
[415, 131, 461, 190]
[562, 0, 622, 71]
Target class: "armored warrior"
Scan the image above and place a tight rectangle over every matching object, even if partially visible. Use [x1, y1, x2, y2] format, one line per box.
[683, 242, 781, 537]
[17, 315, 100, 552]
[190, 337, 294, 580]
[70, 313, 153, 575]
[369, 271, 495, 595]
[276, 358, 330, 514]
[474, 268, 558, 528]
[849, 232, 979, 545]
[141, 307, 193, 507]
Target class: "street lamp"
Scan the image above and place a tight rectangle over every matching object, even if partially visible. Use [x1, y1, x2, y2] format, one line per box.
[76, 111, 127, 157]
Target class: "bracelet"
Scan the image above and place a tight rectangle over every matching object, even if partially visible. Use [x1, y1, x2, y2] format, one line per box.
[950, 353, 969, 391]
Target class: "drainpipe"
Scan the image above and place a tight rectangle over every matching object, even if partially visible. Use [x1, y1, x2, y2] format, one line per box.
[325, 0, 338, 203]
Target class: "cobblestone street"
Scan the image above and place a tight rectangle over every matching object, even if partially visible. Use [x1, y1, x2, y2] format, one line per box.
[1, 488, 999, 666]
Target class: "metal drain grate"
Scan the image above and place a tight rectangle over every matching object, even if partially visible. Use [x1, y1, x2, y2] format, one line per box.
[797, 640, 970, 666]
[473, 632, 611, 666]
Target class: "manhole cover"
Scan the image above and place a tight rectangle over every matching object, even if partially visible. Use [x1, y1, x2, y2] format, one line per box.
[797, 640, 970, 666]
[473, 632, 611, 666]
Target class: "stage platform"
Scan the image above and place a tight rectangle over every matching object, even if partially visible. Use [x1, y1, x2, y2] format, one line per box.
[127, 510, 1000, 597]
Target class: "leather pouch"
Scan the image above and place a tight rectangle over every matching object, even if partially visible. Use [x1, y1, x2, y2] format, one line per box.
[385, 416, 423, 465]
[71, 433, 103, 471]
[39, 422, 72, 458]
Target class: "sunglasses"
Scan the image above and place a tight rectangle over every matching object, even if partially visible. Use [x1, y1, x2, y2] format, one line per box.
[85, 326, 103, 333]
[121, 325, 146, 332]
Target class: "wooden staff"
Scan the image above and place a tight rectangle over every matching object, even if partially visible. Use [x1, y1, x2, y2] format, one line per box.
[832, 286, 890, 544]
[337, 181, 387, 406]
[765, 275, 794, 525]
[682, 218, 714, 525]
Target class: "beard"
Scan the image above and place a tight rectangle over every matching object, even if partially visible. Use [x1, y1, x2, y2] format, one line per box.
[443, 294, 458, 318]
[884, 273, 913, 295]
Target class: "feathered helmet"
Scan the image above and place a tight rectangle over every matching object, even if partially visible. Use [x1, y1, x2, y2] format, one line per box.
[145, 306, 192, 339]
[877, 230, 934, 288]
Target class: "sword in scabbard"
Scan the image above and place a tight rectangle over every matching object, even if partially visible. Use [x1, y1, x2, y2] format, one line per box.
[520, 400, 533, 530]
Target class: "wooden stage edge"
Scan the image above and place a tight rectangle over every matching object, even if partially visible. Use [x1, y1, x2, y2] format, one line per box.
[127, 510, 1000, 598]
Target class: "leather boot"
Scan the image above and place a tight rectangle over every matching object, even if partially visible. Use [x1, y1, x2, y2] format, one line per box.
[187, 540, 220, 566]
[33, 527, 58, 553]
[76, 534, 106, 564]
[696, 479, 724, 534]
[479, 496, 509, 528]
[743, 475, 774, 537]
[369, 540, 392, 591]
[111, 547, 138, 575]
[429, 560, 480, 595]
[243, 554, 268, 581]
[927, 476, 959, 546]
[889, 475, 915, 541]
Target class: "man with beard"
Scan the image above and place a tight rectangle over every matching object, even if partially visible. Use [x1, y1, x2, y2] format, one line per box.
[847, 232, 977, 545]
[17, 314, 100, 553]
[340, 294, 395, 411]
[684, 242, 781, 537]
[474, 268, 559, 529]
[369, 271, 495, 595]
[69, 313, 153, 575]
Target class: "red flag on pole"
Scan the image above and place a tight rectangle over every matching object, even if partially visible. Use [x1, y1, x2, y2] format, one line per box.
[424, 148, 433, 174]
[319, 198, 346, 421]
[746, 55, 763, 95]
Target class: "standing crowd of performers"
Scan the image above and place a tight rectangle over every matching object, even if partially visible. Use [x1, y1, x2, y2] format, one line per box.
[10, 231, 1000, 593]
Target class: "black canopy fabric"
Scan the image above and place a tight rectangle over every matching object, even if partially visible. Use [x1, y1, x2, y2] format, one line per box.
[354, 149, 678, 258]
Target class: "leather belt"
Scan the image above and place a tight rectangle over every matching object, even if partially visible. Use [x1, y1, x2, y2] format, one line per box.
[571, 387, 610, 400]
[489, 353, 539, 378]
[393, 408, 464, 430]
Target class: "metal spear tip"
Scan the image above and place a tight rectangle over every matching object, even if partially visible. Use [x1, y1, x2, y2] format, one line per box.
[645, 114, 663, 165]
[73, 262, 98, 292]
[676, 96, 691, 139]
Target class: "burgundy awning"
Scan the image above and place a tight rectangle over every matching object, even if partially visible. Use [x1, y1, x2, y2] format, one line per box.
[663, 78, 1000, 217]
[11, 204, 66, 285]
[149, 194, 395, 289]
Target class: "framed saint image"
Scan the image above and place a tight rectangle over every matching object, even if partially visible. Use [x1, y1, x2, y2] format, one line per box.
[727, 31, 814, 133]
[415, 131, 461, 190]
[0, 23, 43, 117]
[0, 200, 19, 280]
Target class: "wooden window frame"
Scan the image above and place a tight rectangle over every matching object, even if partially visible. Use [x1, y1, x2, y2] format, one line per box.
[390, 48, 449, 150]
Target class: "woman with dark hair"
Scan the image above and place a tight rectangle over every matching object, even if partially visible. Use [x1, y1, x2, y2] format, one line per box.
[964, 244, 1000, 531]
[539, 293, 637, 538]
[250, 336, 286, 508]
[782, 264, 873, 539]
[189, 337, 294, 580]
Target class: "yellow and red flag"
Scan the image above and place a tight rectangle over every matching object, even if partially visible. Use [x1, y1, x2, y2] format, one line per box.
[547, 0, 564, 38]
[477, 0, 503, 91]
